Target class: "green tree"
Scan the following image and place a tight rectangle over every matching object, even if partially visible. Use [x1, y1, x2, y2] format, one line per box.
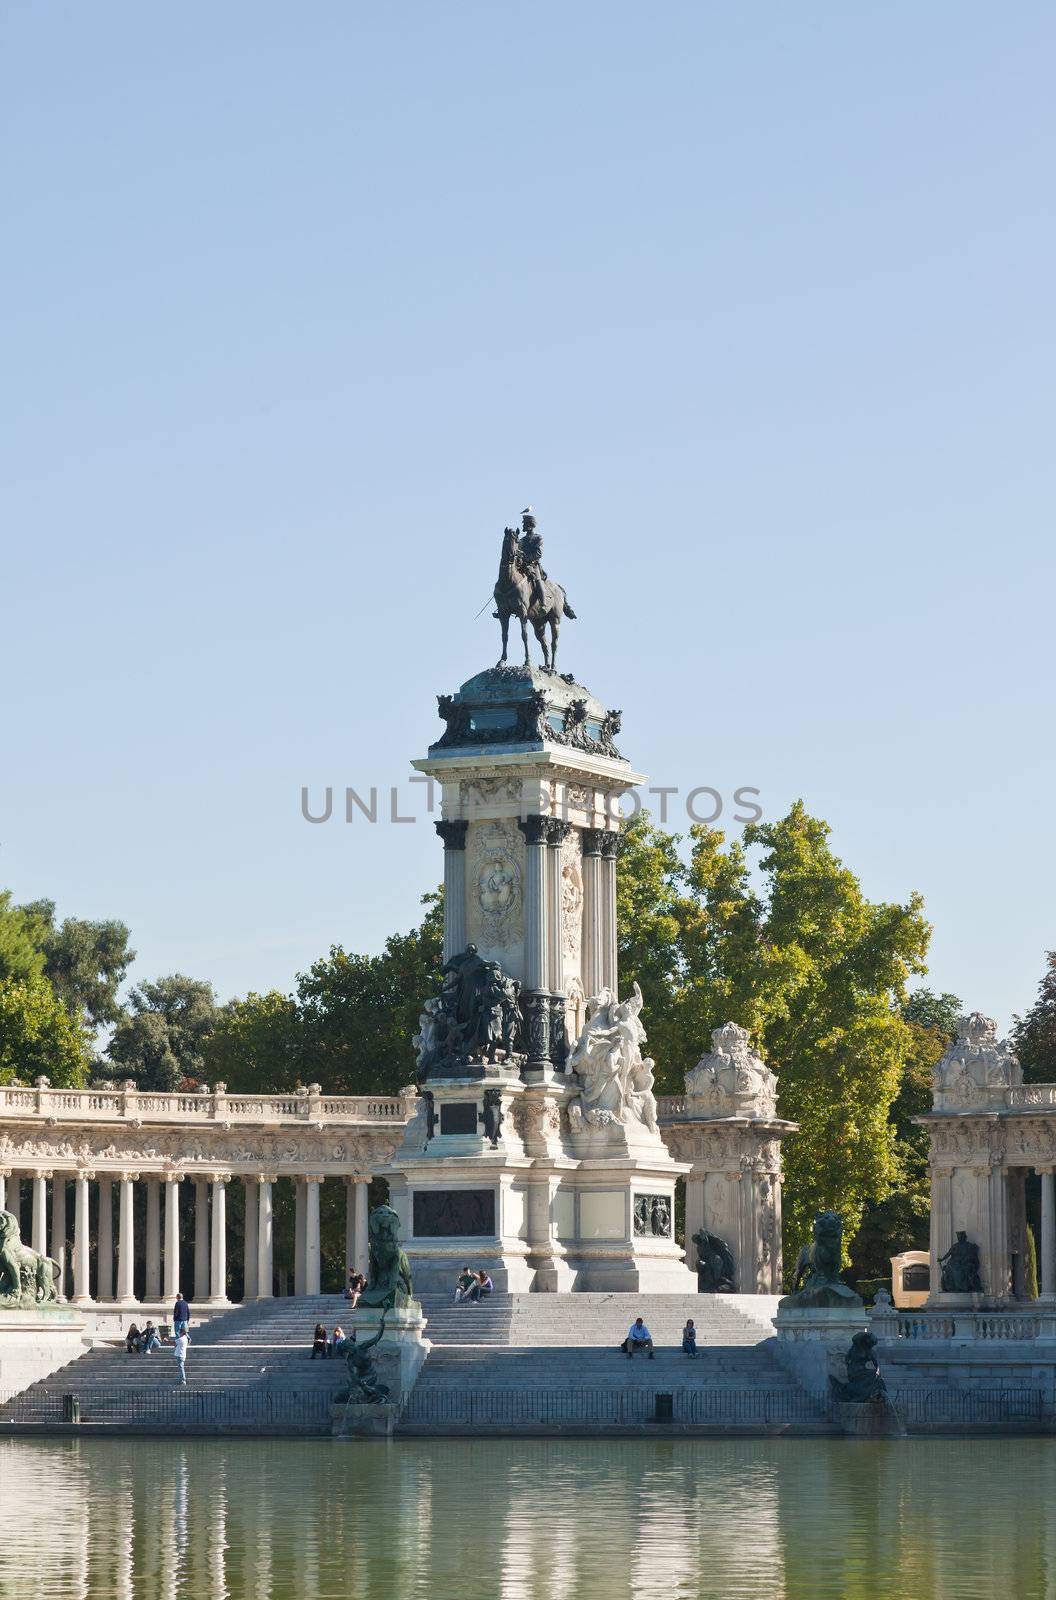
[0, 974, 91, 1086]
[18, 898, 134, 1029]
[616, 804, 932, 1266]
[107, 974, 219, 1090]
[848, 991, 959, 1280]
[0, 890, 46, 984]
[1013, 952, 1056, 1082]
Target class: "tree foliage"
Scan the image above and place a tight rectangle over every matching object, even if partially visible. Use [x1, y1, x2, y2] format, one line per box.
[0, 890, 46, 985]
[18, 898, 134, 1030]
[1013, 952, 1056, 1083]
[615, 804, 931, 1263]
[0, 974, 91, 1087]
[107, 974, 219, 1090]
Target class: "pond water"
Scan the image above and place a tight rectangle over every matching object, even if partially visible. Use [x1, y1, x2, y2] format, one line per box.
[0, 1435, 1053, 1600]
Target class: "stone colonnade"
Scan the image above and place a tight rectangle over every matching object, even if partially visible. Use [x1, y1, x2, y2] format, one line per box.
[0, 1166, 371, 1306]
[0, 1079, 412, 1308]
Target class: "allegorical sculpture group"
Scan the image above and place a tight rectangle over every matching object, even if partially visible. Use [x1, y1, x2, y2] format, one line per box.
[336, 1204, 416, 1405]
[414, 944, 522, 1076]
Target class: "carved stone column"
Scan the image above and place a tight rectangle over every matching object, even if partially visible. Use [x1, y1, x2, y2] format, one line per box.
[518, 815, 550, 992]
[1041, 1169, 1056, 1300]
[294, 1179, 307, 1296]
[546, 820, 569, 993]
[243, 1177, 259, 1301]
[74, 1170, 93, 1305]
[117, 1173, 139, 1305]
[50, 1173, 67, 1298]
[0, 1168, 7, 1213]
[31, 1170, 49, 1256]
[193, 1178, 210, 1302]
[354, 1179, 369, 1275]
[598, 831, 619, 992]
[163, 1175, 181, 1300]
[344, 1177, 369, 1282]
[145, 1178, 161, 1301]
[209, 1176, 228, 1304]
[97, 1176, 114, 1302]
[305, 1176, 322, 1296]
[256, 1176, 274, 1299]
[435, 819, 468, 961]
[581, 829, 604, 999]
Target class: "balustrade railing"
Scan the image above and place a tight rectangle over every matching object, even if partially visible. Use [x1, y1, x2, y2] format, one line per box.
[0, 1082, 410, 1128]
[871, 1308, 1052, 1341]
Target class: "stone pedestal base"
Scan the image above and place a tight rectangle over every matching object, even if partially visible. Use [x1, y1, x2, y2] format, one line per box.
[771, 1304, 869, 1400]
[345, 1304, 431, 1394]
[835, 1398, 907, 1439]
[331, 1399, 402, 1438]
[0, 1306, 89, 1396]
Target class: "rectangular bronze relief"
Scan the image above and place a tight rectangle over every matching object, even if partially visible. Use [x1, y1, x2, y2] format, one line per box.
[413, 1189, 496, 1238]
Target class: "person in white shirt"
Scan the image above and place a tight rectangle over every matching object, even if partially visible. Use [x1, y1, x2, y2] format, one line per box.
[174, 1330, 189, 1386]
[624, 1317, 655, 1359]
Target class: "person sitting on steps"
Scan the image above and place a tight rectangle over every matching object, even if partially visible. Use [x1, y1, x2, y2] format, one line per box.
[465, 1269, 493, 1303]
[454, 1265, 477, 1304]
[311, 1322, 328, 1359]
[623, 1317, 655, 1359]
[681, 1319, 698, 1357]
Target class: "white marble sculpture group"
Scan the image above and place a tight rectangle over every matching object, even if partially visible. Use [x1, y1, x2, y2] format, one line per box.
[565, 982, 659, 1135]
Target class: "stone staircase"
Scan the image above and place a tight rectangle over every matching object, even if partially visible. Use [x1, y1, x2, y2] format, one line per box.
[0, 1290, 830, 1433]
[413, 1292, 803, 1393]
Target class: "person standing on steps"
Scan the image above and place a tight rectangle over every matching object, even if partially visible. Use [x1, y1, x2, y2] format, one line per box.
[173, 1292, 190, 1339]
[174, 1327, 189, 1386]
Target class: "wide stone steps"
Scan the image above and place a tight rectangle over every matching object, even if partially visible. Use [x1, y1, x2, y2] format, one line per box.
[416, 1350, 798, 1391]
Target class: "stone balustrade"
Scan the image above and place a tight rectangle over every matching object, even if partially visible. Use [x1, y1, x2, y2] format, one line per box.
[0, 1080, 410, 1127]
[870, 1305, 1056, 1342]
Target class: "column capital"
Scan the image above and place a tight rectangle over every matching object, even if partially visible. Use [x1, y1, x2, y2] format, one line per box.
[0, 1168, 10, 1180]
[30, 1168, 53, 1180]
[544, 818, 571, 846]
[121, 1172, 141, 1184]
[518, 815, 550, 846]
[76, 1168, 96, 1181]
[435, 818, 469, 850]
[304, 1173, 326, 1185]
[206, 1173, 229, 1187]
[255, 1173, 278, 1185]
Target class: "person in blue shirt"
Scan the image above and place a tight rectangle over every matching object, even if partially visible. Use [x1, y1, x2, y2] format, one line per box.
[624, 1317, 655, 1358]
[172, 1294, 191, 1337]
[681, 1319, 698, 1356]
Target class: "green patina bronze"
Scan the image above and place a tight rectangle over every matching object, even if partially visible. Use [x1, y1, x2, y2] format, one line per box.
[779, 1211, 863, 1310]
[336, 1313, 390, 1404]
[829, 1330, 888, 1403]
[0, 1208, 61, 1309]
[357, 1204, 415, 1311]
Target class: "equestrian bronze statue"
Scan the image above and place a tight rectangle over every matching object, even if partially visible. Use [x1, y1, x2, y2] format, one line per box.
[493, 507, 576, 671]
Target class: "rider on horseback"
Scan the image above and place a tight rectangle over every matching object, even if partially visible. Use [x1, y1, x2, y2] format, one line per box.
[516, 507, 549, 612]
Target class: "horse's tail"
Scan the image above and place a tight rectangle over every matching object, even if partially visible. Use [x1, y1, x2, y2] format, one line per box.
[563, 600, 577, 620]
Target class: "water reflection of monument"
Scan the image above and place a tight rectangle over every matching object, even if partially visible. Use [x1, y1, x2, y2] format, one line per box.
[4, 1436, 1056, 1599]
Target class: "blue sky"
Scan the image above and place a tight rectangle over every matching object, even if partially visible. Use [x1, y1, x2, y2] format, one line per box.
[2, 3, 1052, 1033]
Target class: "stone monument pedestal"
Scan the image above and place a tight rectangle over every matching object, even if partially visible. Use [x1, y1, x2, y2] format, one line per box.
[345, 1303, 431, 1394]
[771, 1304, 869, 1400]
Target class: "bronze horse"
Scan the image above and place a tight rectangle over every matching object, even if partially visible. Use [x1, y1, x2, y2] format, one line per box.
[493, 526, 576, 671]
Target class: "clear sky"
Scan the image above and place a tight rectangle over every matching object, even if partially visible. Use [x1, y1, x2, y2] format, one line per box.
[2, 4, 1053, 1034]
